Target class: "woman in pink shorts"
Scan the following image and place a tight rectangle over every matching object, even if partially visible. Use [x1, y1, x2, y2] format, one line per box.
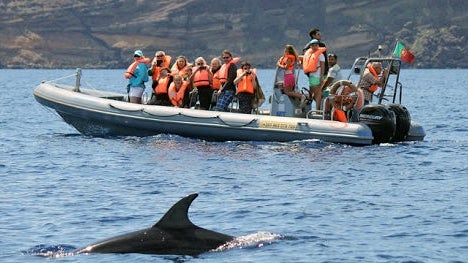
[277, 45, 307, 107]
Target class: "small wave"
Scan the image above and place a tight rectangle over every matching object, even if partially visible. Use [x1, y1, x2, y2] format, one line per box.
[22, 244, 76, 258]
[212, 231, 283, 252]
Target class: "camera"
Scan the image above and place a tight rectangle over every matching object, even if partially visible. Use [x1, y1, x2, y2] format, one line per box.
[246, 71, 251, 75]
[199, 66, 206, 69]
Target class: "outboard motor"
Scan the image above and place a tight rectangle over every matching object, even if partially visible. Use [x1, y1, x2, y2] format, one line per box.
[387, 104, 411, 142]
[358, 104, 396, 144]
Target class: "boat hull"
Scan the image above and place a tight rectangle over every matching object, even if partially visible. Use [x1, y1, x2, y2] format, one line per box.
[34, 83, 377, 145]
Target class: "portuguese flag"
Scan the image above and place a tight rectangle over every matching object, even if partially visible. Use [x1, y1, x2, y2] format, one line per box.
[393, 41, 415, 64]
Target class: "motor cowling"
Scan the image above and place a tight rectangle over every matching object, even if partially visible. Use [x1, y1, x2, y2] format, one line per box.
[358, 104, 396, 144]
[387, 104, 411, 142]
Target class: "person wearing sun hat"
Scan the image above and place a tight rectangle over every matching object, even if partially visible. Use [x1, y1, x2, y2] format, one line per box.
[125, 49, 149, 104]
[299, 39, 326, 111]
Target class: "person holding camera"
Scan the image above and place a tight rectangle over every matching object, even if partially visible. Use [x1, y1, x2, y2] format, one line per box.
[149, 51, 172, 90]
[189, 57, 213, 110]
[234, 61, 257, 114]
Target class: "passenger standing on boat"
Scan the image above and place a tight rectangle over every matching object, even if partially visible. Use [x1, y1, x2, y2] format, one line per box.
[320, 53, 343, 91]
[299, 39, 326, 111]
[210, 57, 222, 91]
[125, 50, 149, 104]
[303, 28, 329, 76]
[149, 51, 172, 91]
[190, 57, 213, 110]
[357, 62, 388, 105]
[276, 44, 306, 106]
[182, 65, 195, 107]
[234, 61, 257, 114]
[210, 57, 222, 109]
[168, 75, 189, 108]
[216, 50, 238, 111]
[171, 55, 191, 77]
[151, 67, 173, 106]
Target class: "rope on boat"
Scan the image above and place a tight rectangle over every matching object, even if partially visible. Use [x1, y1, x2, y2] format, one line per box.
[41, 73, 77, 83]
[143, 107, 256, 127]
[109, 103, 144, 112]
[142, 109, 180, 117]
[217, 116, 257, 127]
[110, 102, 257, 128]
[177, 112, 219, 119]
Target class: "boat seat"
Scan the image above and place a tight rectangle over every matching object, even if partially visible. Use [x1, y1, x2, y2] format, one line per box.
[229, 95, 239, 112]
[188, 89, 199, 109]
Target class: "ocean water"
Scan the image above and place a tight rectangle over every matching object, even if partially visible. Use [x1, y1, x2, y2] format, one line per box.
[0, 68, 467, 263]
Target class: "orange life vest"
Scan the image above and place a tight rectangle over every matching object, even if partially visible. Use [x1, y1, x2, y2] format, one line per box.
[212, 69, 221, 90]
[333, 108, 348, 122]
[150, 55, 172, 81]
[154, 76, 172, 94]
[219, 57, 240, 85]
[170, 63, 190, 78]
[303, 47, 326, 74]
[124, 57, 150, 79]
[367, 64, 380, 92]
[236, 68, 256, 94]
[192, 67, 211, 87]
[279, 54, 296, 71]
[168, 81, 188, 107]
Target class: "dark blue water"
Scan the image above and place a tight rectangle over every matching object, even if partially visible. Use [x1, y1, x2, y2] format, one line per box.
[1, 69, 467, 262]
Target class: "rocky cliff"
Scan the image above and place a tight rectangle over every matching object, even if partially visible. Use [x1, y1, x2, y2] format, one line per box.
[0, 0, 466, 69]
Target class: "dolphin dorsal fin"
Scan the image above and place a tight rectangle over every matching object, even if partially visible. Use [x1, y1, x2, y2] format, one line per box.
[153, 193, 198, 229]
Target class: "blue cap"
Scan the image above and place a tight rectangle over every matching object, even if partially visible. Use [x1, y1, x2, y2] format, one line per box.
[309, 39, 320, 45]
[134, 50, 143, 57]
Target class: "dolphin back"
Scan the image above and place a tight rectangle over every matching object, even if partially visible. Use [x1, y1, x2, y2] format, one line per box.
[153, 193, 199, 228]
[75, 193, 234, 255]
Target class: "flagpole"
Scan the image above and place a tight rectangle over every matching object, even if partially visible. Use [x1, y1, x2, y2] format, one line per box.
[393, 41, 399, 58]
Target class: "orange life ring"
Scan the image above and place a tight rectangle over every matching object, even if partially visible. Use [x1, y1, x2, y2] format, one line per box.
[329, 80, 361, 111]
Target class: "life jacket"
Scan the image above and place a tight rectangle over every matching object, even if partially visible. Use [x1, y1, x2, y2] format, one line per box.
[219, 57, 240, 85]
[154, 75, 172, 94]
[366, 64, 380, 92]
[303, 47, 326, 74]
[168, 81, 188, 107]
[236, 68, 256, 94]
[212, 68, 221, 90]
[170, 63, 190, 77]
[150, 55, 172, 81]
[279, 54, 296, 71]
[124, 57, 150, 79]
[333, 108, 348, 122]
[192, 67, 211, 87]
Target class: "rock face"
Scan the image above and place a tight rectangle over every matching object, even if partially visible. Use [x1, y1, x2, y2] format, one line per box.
[0, 0, 466, 68]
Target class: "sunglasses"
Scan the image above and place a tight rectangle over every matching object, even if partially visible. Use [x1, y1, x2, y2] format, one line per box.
[222, 56, 230, 59]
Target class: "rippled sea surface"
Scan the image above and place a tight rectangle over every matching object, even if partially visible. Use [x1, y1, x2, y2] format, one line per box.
[1, 68, 467, 262]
